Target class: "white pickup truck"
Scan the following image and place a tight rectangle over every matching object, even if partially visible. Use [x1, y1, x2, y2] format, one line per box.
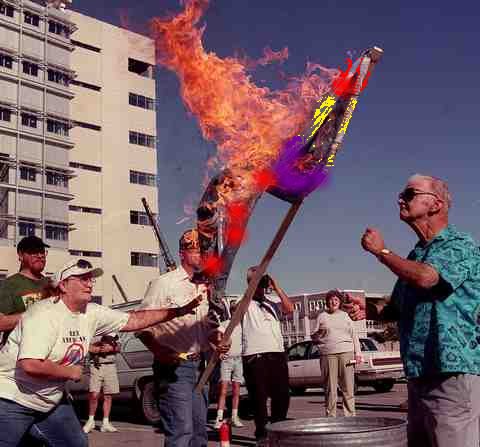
[287, 337, 404, 394]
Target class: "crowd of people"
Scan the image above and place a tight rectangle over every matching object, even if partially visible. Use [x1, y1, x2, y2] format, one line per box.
[0, 173, 479, 447]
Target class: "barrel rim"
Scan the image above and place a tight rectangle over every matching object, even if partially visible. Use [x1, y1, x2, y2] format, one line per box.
[267, 417, 407, 436]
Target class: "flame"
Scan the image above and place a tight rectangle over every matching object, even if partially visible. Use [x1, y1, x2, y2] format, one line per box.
[150, 0, 337, 193]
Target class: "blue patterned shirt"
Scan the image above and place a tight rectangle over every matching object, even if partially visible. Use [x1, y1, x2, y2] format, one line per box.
[390, 225, 480, 378]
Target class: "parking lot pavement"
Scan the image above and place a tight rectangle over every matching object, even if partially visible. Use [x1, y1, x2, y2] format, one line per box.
[82, 383, 408, 446]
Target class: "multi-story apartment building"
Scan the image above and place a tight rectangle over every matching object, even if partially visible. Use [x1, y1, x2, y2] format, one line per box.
[0, 0, 160, 305]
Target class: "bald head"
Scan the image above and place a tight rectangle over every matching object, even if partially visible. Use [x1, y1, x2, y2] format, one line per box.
[408, 174, 452, 210]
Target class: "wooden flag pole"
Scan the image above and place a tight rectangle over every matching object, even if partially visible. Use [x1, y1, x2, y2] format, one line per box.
[195, 200, 303, 392]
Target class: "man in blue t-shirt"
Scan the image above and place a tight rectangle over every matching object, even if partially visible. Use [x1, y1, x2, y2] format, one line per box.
[349, 174, 480, 447]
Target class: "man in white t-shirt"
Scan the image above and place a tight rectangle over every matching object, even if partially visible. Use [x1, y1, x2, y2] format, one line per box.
[242, 266, 294, 447]
[0, 258, 201, 447]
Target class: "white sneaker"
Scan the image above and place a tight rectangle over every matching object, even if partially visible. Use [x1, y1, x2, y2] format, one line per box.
[83, 419, 95, 434]
[100, 422, 118, 433]
[213, 418, 223, 429]
[231, 416, 244, 428]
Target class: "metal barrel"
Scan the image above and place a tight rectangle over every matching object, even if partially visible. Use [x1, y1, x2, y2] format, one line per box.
[267, 417, 407, 447]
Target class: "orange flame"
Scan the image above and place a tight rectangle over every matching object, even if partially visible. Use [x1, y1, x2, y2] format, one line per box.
[150, 0, 337, 192]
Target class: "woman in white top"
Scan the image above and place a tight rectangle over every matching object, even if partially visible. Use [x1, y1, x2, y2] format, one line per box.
[0, 259, 200, 447]
[312, 289, 362, 417]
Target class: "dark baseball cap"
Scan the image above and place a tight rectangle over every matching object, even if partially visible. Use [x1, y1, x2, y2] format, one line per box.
[17, 236, 50, 254]
[179, 229, 200, 250]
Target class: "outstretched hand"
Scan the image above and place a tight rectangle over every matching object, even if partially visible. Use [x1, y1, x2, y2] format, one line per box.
[178, 295, 203, 316]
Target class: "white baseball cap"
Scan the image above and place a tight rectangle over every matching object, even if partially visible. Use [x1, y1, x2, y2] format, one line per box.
[52, 259, 103, 286]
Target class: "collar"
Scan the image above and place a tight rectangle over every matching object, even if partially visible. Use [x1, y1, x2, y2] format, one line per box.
[414, 224, 454, 251]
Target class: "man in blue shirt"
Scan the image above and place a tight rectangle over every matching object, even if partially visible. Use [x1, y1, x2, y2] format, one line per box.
[350, 174, 480, 447]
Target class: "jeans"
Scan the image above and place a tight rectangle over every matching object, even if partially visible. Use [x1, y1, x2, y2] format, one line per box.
[0, 398, 88, 447]
[153, 360, 209, 447]
[242, 352, 290, 440]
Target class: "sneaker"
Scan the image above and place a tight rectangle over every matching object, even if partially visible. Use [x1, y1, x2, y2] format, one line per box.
[213, 418, 223, 429]
[100, 422, 118, 433]
[83, 419, 95, 434]
[231, 416, 244, 428]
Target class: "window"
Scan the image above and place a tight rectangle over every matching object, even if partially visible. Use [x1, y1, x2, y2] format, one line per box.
[47, 119, 69, 137]
[128, 58, 152, 78]
[0, 3, 14, 17]
[71, 40, 101, 53]
[130, 210, 152, 226]
[47, 69, 70, 86]
[70, 79, 101, 91]
[91, 296, 102, 304]
[69, 161, 101, 172]
[21, 113, 37, 128]
[19, 166, 36, 181]
[69, 249, 102, 257]
[46, 223, 68, 241]
[46, 171, 68, 188]
[0, 54, 13, 69]
[0, 108, 11, 122]
[18, 222, 35, 237]
[48, 20, 70, 37]
[69, 205, 102, 215]
[129, 131, 155, 148]
[131, 251, 158, 267]
[287, 343, 308, 361]
[24, 11, 40, 27]
[74, 121, 101, 131]
[22, 61, 39, 77]
[129, 93, 155, 110]
[129, 170, 156, 187]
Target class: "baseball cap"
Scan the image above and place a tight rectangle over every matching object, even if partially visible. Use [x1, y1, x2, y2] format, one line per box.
[179, 229, 200, 250]
[17, 236, 50, 254]
[52, 259, 103, 286]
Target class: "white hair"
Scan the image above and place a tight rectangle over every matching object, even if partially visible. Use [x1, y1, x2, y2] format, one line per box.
[408, 174, 452, 209]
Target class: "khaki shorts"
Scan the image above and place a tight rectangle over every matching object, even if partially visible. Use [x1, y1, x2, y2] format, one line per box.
[89, 363, 120, 394]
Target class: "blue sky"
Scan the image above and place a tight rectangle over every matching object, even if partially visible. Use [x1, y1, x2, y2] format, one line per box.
[74, 0, 479, 295]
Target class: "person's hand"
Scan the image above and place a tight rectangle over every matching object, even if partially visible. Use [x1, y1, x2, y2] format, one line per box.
[361, 227, 385, 256]
[68, 365, 83, 382]
[177, 295, 203, 317]
[355, 355, 364, 365]
[209, 330, 231, 355]
[341, 296, 366, 321]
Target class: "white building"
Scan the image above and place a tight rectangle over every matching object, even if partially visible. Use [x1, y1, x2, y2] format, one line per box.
[0, 0, 160, 305]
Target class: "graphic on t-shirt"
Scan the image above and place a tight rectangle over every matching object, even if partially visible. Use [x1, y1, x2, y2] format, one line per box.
[60, 342, 85, 366]
[21, 292, 44, 309]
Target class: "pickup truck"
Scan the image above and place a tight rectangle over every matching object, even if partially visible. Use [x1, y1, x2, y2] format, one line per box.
[287, 337, 404, 394]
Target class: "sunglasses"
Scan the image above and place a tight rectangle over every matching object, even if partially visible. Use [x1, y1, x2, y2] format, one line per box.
[58, 259, 93, 281]
[398, 188, 439, 202]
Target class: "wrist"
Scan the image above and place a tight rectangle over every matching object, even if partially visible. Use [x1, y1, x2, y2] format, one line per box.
[376, 248, 392, 261]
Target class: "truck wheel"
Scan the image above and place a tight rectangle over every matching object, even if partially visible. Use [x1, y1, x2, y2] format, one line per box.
[373, 380, 395, 393]
[139, 380, 161, 425]
[290, 386, 306, 396]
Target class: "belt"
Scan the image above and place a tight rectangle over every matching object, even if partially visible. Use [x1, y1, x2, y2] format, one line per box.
[243, 352, 285, 363]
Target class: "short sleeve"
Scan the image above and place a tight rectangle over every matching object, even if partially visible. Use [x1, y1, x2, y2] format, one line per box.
[138, 278, 167, 311]
[18, 311, 58, 360]
[425, 241, 475, 291]
[90, 304, 129, 336]
[0, 282, 24, 315]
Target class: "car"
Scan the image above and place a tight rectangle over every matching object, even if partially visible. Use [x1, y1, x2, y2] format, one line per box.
[68, 300, 250, 424]
[287, 337, 404, 395]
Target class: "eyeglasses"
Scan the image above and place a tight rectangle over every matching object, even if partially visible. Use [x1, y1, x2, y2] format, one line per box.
[398, 188, 439, 203]
[69, 275, 96, 284]
[58, 259, 93, 281]
[25, 250, 48, 257]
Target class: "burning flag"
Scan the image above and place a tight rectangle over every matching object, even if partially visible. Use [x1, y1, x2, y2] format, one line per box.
[149, 0, 383, 330]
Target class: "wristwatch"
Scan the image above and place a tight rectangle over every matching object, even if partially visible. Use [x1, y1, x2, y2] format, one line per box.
[379, 248, 391, 256]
